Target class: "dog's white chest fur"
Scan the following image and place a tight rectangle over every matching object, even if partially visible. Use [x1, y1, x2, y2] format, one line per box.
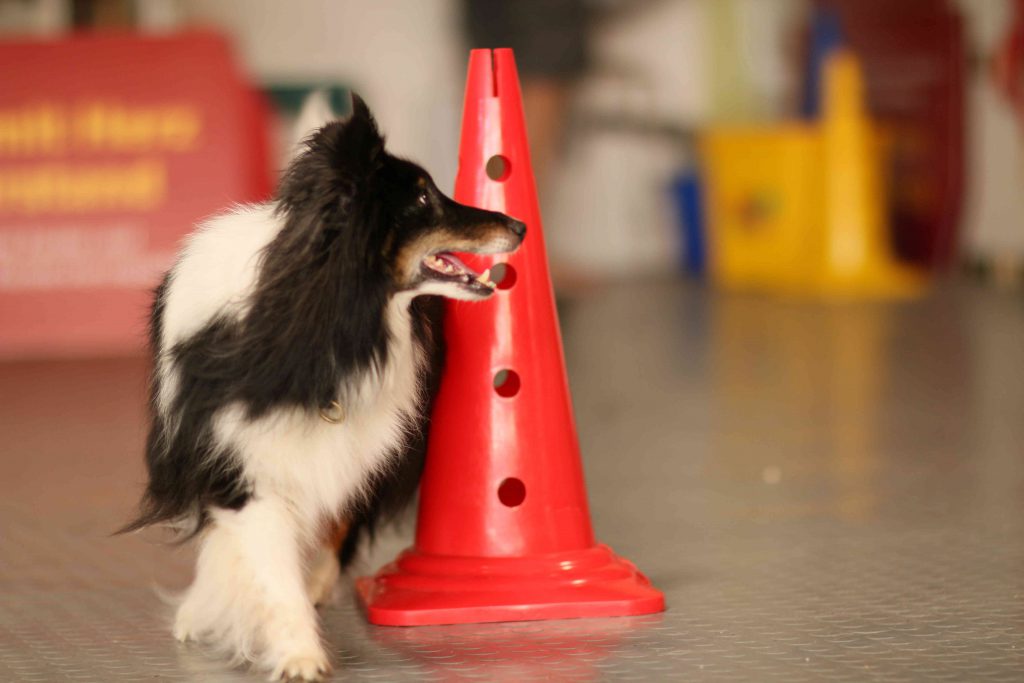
[158, 203, 424, 526]
[211, 298, 423, 523]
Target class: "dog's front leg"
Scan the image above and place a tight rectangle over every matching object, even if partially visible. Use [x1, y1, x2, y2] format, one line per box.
[175, 497, 329, 681]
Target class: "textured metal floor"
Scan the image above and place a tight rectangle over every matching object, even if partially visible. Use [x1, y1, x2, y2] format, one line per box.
[2, 279, 1023, 681]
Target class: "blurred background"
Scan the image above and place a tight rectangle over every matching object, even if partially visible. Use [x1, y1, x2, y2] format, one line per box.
[2, 2, 1024, 681]
[1, 0, 1022, 355]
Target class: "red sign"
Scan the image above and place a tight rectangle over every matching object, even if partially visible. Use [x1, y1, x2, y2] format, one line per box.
[0, 31, 272, 357]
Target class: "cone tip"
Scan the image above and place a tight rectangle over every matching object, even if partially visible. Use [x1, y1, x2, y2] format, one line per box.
[465, 49, 496, 99]
[464, 48, 521, 100]
[492, 49, 520, 100]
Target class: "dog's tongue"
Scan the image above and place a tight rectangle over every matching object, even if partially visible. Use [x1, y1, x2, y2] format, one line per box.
[426, 252, 496, 289]
[436, 252, 477, 276]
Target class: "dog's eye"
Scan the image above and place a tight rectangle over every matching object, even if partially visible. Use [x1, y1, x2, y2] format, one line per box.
[416, 191, 429, 207]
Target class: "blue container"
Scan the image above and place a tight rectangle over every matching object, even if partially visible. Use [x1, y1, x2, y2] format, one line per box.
[670, 169, 706, 277]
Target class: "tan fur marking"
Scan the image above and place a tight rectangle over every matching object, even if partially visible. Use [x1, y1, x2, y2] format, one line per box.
[395, 224, 511, 283]
[326, 518, 351, 552]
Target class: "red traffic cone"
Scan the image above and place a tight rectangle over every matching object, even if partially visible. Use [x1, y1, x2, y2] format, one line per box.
[356, 48, 665, 626]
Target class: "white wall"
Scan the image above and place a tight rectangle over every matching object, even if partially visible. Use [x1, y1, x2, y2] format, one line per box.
[179, 0, 465, 191]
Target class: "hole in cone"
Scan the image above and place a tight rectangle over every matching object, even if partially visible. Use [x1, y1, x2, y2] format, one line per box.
[491, 263, 516, 290]
[486, 154, 511, 181]
[493, 369, 520, 397]
[498, 477, 526, 507]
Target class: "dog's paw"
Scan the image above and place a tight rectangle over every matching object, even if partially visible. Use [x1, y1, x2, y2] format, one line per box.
[271, 650, 330, 681]
[172, 607, 196, 643]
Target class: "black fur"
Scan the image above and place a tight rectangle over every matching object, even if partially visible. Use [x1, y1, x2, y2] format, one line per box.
[121, 95, 522, 553]
[339, 295, 445, 567]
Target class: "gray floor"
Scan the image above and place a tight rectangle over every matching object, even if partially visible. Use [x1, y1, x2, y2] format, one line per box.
[2, 279, 1023, 681]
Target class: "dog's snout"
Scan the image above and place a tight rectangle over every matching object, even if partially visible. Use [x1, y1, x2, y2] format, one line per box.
[508, 219, 527, 238]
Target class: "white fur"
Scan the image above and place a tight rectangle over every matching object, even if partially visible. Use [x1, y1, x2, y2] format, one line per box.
[157, 204, 281, 421]
[160, 198, 431, 680]
[174, 499, 333, 680]
[162, 203, 281, 347]
[415, 280, 493, 300]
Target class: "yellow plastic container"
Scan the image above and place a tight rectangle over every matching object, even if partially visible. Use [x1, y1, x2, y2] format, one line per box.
[700, 50, 924, 298]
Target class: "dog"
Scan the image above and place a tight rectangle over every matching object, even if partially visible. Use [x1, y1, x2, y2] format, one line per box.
[121, 94, 525, 680]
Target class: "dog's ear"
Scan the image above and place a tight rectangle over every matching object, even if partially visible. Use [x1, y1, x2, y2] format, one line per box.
[277, 91, 384, 240]
[349, 92, 372, 122]
[335, 92, 384, 174]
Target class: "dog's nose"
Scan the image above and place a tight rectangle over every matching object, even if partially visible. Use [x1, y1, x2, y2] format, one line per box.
[508, 219, 527, 238]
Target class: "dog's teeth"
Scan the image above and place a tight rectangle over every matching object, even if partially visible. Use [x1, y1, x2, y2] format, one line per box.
[476, 269, 494, 287]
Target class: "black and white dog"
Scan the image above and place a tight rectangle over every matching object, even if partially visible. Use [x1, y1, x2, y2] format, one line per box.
[122, 94, 524, 680]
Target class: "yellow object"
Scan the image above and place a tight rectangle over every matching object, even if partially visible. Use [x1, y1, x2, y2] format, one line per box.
[700, 50, 925, 298]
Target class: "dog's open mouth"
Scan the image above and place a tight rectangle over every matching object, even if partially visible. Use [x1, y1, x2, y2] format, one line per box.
[422, 252, 497, 295]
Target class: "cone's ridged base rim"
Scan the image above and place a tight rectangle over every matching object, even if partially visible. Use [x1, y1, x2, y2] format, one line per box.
[355, 543, 666, 626]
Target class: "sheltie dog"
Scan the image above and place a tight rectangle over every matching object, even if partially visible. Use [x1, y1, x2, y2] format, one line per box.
[122, 94, 525, 680]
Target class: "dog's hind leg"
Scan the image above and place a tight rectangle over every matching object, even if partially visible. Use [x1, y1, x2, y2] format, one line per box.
[306, 520, 348, 607]
[175, 497, 329, 681]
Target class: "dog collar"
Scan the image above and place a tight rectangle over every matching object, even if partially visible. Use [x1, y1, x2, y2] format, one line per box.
[319, 401, 345, 424]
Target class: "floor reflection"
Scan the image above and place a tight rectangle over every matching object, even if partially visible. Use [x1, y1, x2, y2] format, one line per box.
[357, 613, 663, 682]
[709, 294, 970, 524]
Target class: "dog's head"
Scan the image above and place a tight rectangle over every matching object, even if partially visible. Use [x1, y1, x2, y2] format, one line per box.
[277, 94, 525, 301]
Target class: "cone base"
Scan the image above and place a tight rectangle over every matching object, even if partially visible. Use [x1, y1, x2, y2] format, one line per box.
[356, 543, 665, 626]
